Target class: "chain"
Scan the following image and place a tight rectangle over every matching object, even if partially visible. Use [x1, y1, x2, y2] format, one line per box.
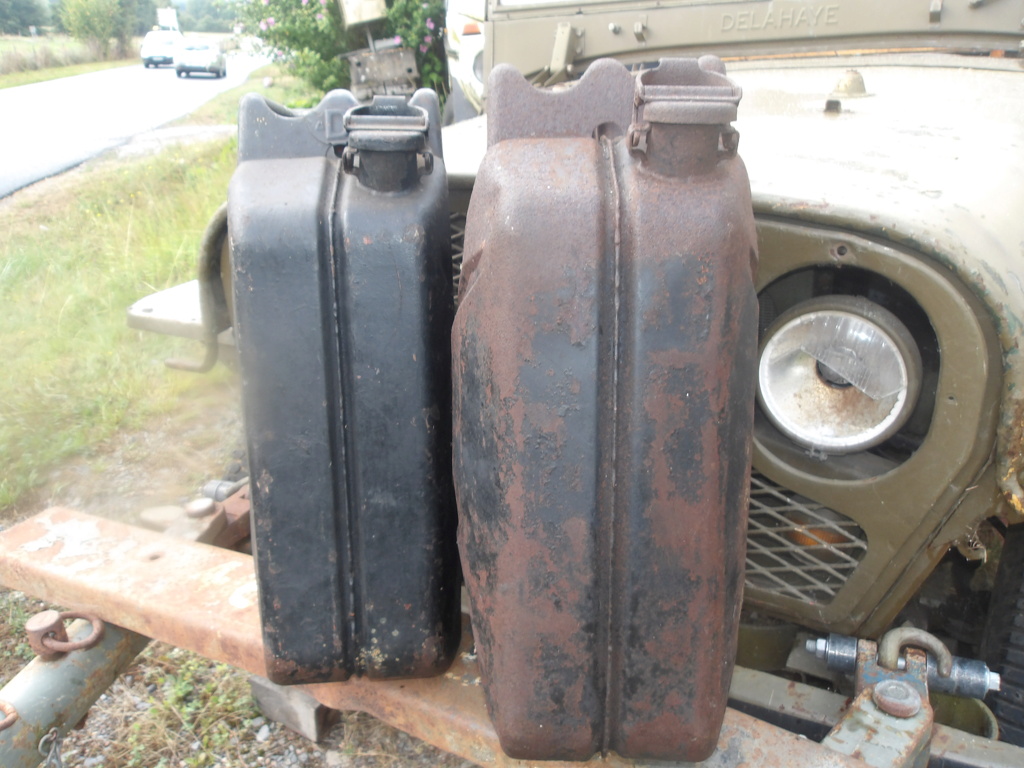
[38, 727, 64, 768]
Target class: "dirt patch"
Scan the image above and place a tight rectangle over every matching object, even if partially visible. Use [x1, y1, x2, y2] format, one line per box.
[11, 373, 243, 527]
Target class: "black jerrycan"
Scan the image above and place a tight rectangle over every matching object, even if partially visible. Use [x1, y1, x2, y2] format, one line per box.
[229, 89, 459, 685]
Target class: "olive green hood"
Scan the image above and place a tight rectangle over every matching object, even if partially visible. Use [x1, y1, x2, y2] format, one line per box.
[443, 51, 1024, 511]
[729, 53, 1024, 512]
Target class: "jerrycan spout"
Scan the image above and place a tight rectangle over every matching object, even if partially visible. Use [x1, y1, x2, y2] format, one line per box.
[628, 55, 743, 177]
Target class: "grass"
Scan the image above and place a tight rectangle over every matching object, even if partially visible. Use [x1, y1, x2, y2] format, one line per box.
[0, 139, 237, 515]
[172, 64, 314, 126]
[0, 33, 138, 88]
[99, 645, 263, 768]
[0, 63, 315, 519]
[0, 590, 45, 680]
[0, 58, 136, 88]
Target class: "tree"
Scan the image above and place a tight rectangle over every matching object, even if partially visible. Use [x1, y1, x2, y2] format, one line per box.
[385, 0, 445, 93]
[134, 0, 156, 34]
[50, 0, 67, 33]
[114, 0, 138, 56]
[0, 0, 49, 34]
[60, 0, 120, 57]
[237, 0, 447, 96]
[237, 0, 360, 93]
[177, 0, 234, 34]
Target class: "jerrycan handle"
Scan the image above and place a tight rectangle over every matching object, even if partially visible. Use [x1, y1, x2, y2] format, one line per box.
[344, 96, 430, 149]
[628, 56, 743, 168]
[341, 95, 434, 192]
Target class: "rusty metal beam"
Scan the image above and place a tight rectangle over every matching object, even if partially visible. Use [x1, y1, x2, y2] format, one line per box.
[0, 508, 267, 678]
[0, 509, 870, 768]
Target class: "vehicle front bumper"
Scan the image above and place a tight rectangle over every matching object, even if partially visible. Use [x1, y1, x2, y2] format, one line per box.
[1, 507, 1022, 768]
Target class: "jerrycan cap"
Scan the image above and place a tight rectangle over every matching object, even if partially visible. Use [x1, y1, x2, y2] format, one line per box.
[633, 56, 742, 128]
[344, 95, 429, 153]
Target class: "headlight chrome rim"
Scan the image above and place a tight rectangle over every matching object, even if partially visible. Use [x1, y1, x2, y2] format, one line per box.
[757, 295, 923, 455]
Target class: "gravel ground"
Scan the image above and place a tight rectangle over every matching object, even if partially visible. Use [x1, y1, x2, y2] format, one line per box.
[57, 663, 473, 768]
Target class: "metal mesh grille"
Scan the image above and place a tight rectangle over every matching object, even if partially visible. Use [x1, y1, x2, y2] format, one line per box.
[746, 473, 868, 603]
[451, 212, 466, 302]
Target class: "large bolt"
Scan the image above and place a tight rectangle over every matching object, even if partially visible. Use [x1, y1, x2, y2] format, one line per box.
[807, 637, 828, 659]
[185, 497, 217, 518]
[872, 679, 922, 718]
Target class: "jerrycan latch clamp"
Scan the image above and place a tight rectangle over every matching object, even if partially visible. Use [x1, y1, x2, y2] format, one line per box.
[627, 55, 742, 156]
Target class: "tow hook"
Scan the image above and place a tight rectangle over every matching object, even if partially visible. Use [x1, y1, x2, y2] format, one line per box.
[812, 627, 1000, 768]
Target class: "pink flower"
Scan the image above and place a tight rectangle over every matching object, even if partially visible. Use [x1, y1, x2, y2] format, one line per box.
[259, 19, 267, 30]
[315, 12, 324, 19]
[261, 0, 268, 4]
[419, 43, 428, 53]
[425, 18, 434, 30]
[423, 34, 432, 44]
[302, 0, 308, 5]
[393, 35, 401, 44]
[267, 16, 276, 26]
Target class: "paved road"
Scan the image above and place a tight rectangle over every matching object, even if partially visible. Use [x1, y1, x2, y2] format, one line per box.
[0, 51, 267, 198]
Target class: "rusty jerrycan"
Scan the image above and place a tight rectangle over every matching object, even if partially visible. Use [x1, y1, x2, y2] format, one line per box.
[229, 89, 460, 685]
[452, 57, 759, 762]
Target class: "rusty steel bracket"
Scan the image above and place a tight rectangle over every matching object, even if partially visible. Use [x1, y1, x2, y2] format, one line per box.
[211, 485, 252, 552]
[822, 632, 939, 768]
[728, 665, 1024, 768]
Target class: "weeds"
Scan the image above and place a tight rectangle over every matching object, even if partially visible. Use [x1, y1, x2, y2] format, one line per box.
[173, 65, 314, 127]
[0, 139, 237, 516]
[0, 591, 49, 682]
[0, 62, 331, 518]
[0, 34, 137, 88]
[0, 35, 97, 74]
[105, 645, 262, 767]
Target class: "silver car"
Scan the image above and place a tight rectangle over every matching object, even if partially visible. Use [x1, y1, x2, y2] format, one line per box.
[175, 42, 227, 78]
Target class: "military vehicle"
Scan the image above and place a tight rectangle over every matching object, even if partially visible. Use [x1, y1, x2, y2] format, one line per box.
[1, 1, 1022, 767]
[439, 0, 1024, 746]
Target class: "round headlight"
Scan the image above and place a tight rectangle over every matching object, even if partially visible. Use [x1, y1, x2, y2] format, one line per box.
[473, 51, 484, 84]
[757, 296, 922, 455]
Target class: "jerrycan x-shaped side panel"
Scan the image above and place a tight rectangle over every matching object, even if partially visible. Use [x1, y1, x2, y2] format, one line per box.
[230, 89, 459, 686]
[453, 57, 759, 762]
